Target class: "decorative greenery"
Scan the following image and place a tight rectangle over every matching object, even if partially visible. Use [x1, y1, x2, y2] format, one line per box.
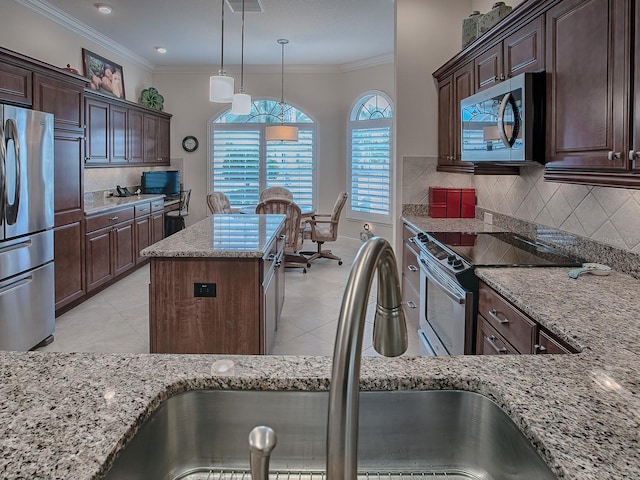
[140, 87, 164, 111]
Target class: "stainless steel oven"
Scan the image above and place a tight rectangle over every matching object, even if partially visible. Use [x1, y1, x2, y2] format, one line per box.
[418, 252, 472, 356]
[411, 230, 582, 357]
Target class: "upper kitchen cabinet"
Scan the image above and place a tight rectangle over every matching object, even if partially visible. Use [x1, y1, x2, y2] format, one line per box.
[84, 90, 171, 167]
[544, 0, 636, 187]
[0, 61, 32, 106]
[475, 15, 545, 91]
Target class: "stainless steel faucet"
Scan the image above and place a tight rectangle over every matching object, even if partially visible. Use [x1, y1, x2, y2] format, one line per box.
[326, 237, 408, 480]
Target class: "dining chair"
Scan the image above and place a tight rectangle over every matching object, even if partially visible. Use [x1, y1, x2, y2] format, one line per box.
[207, 191, 233, 214]
[165, 189, 191, 236]
[255, 198, 309, 273]
[305, 192, 348, 265]
[259, 186, 293, 202]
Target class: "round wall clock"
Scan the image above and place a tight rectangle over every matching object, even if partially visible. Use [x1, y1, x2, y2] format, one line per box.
[182, 135, 199, 152]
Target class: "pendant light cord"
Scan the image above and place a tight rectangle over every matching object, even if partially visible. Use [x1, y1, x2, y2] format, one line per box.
[279, 39, 288, 124]
[219, 0, 225, 75]
[240, 0, 245, 92]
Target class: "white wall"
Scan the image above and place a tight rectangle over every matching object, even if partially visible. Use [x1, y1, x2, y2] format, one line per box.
[152, 63, 394, 237]
[1, 1, 152, 102]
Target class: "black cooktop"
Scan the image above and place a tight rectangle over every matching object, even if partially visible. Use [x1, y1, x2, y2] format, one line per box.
[428, 231, 582, 268]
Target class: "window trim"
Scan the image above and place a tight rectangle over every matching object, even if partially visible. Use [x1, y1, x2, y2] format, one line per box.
[346, 90, 394, 225]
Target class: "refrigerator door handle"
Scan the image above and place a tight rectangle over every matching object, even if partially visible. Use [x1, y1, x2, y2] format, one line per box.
[0, 275, 32, 297]
[0, 118, 5, 227]
[4, 118, 20, 225]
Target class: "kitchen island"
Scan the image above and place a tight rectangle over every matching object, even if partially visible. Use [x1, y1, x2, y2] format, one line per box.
[141, 214, 286, 355]
[1, 217, 640, 479]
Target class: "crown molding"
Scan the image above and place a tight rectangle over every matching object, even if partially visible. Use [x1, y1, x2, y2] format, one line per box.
[15, 0, 154, 71]
[153, 54, 394, 75]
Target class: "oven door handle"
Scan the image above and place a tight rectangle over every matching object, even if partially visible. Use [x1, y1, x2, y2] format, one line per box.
[420, 259, 466, 305]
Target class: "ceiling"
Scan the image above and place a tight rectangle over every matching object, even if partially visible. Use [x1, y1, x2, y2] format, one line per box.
[37, 0, 395, 69]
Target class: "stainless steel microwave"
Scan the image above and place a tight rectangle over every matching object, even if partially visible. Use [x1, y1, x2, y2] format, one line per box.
[460, 72, 545, 164]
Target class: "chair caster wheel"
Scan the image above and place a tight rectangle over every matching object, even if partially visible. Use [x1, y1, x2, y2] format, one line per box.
[338, 261, 343, 265]
[307, 263, 311, 267]
[303, 268, 307, 273]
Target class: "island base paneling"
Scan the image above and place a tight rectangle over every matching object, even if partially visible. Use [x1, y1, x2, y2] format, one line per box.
[149, 258, 262, 354]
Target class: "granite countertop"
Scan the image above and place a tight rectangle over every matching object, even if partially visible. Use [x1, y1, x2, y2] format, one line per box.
[2, 216, 640, 479]
[141, 214, 286, 258]
[84, 194, 166, 216]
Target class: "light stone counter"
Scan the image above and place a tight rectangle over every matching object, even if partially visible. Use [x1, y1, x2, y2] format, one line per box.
[2, 216, 640, 479]
[141, 214, 286, 258]
[84, 193, 166, 215]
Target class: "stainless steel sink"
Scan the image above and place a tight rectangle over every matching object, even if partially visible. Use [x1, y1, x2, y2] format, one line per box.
[104, 390, 556, 480]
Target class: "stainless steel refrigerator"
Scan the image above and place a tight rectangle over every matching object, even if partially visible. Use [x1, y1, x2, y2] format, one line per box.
[0, 104, 55, 351]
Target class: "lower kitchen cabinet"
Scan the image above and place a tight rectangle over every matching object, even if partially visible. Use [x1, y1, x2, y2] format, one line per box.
[402, 223, 421, 329]
[85, 206, 135, 292]
[53, 221, 85, 310]
[476, 280, 576, 355]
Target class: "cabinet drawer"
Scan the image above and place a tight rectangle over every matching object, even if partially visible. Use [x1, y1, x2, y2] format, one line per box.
[86, 207, 135, 232]
[478, 281, 536, 354]
[476, 316, 518, 355]
[135, 202, 152, 217]
[402, 277, 420, 328]
[403, 241, 420, 292]
[537, 330, 573, 354]
[151, 199, 165, 212]
[403, 222, 419, 243]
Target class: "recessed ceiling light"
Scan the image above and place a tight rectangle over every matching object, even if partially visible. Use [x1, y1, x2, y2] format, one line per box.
[155, 47, 167, 54]
[95, 3, 113, 15]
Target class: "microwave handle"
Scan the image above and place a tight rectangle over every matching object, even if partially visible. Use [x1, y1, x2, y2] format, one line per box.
[497, 93, 520, 148]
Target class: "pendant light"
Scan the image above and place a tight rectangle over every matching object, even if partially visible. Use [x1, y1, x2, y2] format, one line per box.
[209, 0, 234, 103]
[266, 39, 298, 142]
[231, 0, 251, 114]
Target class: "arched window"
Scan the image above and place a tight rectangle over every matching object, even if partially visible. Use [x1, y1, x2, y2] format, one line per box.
[210, 99, 316, 210]
[348, 92, 393, 224]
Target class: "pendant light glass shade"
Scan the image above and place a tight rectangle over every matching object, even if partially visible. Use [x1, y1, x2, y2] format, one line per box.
[266, 39, 298, 142]
[231, 92, 252, 114]
[210, 74, 234, 102]
[265, 125, 298, 142]
[209, 0, 234, 103]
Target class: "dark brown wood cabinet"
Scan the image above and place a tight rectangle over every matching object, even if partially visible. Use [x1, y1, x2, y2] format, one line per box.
[128, 108, 144, 163]
[85, 207, 135, 292]
[143, 113, 159, 163]
[110, 104, 128, 164]
[0, 61, 32, 106]
[85, 96, 110, 165]
[53, 221, 85, 309]
[401, 223, 421, 330]
[476, 280, 576, 355]
[544, 0, 631, 182]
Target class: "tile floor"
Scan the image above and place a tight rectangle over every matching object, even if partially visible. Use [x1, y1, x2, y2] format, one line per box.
[38, 236, 421, 357]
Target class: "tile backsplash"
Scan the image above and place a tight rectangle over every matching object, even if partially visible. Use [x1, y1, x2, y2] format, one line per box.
[403, 156, 640, 254]
[84, 158, 184, 194]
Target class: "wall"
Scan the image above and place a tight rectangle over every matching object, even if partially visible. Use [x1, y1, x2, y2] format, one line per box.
[398, 0, 640, 254]
[152, 63, 394, 236]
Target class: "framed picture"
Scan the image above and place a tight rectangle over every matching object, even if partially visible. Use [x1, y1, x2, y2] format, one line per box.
[82, 48, 125, 99]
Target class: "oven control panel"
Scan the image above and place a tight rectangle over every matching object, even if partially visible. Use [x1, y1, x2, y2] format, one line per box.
[413, 233, 472, 274]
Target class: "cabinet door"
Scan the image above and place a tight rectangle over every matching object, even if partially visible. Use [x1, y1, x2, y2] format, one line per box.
[545, 0, 629, 170]
[53, 131, 84, 225]
[476, 316, 518, 355]
[113, 220, 135, 276]
[86, 227, 113, 292]
[110, 104, 128, 163]
[453, 62, 475, 165]
[85, 97, 109, 165]
[151, 212, 165, 244]
[475, 43, 503, 91]
[143, 113, 159, 163]
[536, 330, 573, 354]
[437, 75, 454, 166]
[158, 116, 170, 164]
[128, 108, 144, 163]
[504, 15, 545, 78]
[632, 4, 640, 171]
[262, 264, 277, 354]
[33, 73, 84, 132]
[134, 215, 151, 264]
[54, 221, 85, 310]
[0, 61, 32, 106]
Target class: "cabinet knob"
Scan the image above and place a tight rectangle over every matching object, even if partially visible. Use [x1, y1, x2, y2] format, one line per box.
[534, 344, 547, 354]
[109, 216, 119, 221]
[407, 264, 418, 272]
[499, 73, 505, 81]
[406, 300, 417, 309]
[607, 151, 621, 161]
[629, 150, 638, 161]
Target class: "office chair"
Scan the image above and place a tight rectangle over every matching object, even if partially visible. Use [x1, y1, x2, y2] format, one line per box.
[305, 192, 348, 265]
[165, 189, 191, 236]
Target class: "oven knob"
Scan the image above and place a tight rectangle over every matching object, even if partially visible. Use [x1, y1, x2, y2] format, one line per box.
[447, 255, 456, 264]
[452, 259, 464, 269]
